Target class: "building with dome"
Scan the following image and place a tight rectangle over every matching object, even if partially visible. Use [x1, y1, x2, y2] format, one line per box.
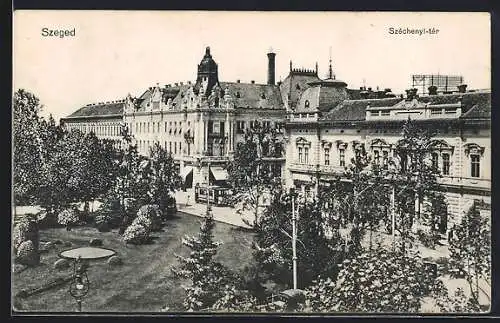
[61, 46, 491, 226]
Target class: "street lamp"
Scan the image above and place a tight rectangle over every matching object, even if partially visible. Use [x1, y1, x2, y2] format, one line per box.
[59, 247, 116, 312]
[68, 256, 90, 312]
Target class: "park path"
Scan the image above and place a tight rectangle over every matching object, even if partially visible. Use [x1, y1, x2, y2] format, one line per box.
[174, 189, 254, 229]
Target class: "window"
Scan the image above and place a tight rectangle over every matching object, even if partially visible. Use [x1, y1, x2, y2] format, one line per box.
[174, 142, 177, 155]
[305, 100, 310, 109]
[169, 142, 172, 153]
[237, 121, 245, 134]
[374, 150, 380, 165]
[179, 142, 182, 154]
[339, 149, 345, 167]
[431, 152, 439, 170]
[431, 109, 442, 115]
[304, 147, 309, 164]
[148, 122, 150, 133]
[213, 121, 220, 134]
[381, 110, 390, 116]
[165, 122, 167, 132]
[324, 148, 330, 165]
[383, 151, 389, 168]
[471, 154, 480, 178]
[442, 153, 450, 175]
[400, 153, 407, 172]
[298, 147, 303, 164]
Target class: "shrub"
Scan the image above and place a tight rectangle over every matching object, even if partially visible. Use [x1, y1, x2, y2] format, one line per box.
[57, 209, 79, 230]
[417, 228, 440, 249]
[132, 215, 153, 233]
[54, 258, 70, 270]
[108, 255, 122, 266]
[137, 204, 163, 231]
[12, 216, 39, 254]
[122, 223, 149, 244]
[331, 247, 435, 313]
[95, 198, 122, 230]
[16, 240, 40, 266]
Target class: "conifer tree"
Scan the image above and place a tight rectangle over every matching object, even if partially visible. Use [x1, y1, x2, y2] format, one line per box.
[172, 206, 235, 311]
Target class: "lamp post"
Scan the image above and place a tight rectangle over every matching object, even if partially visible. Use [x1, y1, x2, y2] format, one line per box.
[69, 256, 89, 312]
[59, 247, 116, 312]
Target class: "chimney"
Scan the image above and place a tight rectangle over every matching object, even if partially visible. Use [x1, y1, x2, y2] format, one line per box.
[428, 85, 438, 95]
[236, 79, 240, 83]
[251, 80, 255, 84]
[267, 51, 276, 85]
[405, 89, 413, 100]
[458, 84, 467, 93]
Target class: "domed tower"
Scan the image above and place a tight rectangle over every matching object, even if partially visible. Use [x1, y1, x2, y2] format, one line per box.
[194, 46, 219, 97]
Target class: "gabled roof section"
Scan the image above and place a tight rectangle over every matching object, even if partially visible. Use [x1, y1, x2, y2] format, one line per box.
[65, 101, 124, 118]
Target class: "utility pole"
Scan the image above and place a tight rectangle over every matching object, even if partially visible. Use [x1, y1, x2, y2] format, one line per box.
[391, 184, 396, 251]
[290, 187, 298, 290]
[207, 161, 211, 212]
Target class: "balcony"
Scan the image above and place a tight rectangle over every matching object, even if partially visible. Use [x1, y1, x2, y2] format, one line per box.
[437, 175, 491, 192]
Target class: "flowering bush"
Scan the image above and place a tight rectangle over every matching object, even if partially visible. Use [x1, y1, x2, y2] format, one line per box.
[16, 240, 39, 266]
[332, 247, 434, 313]
[57, 208, 79, 230]
[132, 215, 153, 233]
[136, 204, 163, 231]
[211, 285, 259, 312]
[301, 277, 338, 312]
[122, 223, 149, 244]
[300, 247, 435, 313]
[12, 216, 39, 255]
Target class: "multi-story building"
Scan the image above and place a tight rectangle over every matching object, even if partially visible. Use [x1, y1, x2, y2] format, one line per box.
[61, 100, 125, 149]
[285, 72, 491, 225]
[61, 46, 491, 227]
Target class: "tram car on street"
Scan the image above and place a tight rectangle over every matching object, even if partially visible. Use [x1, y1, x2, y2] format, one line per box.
[194, 184, 233, 207]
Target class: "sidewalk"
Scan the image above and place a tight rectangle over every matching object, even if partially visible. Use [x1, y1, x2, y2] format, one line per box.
[175, 190, 254, 229]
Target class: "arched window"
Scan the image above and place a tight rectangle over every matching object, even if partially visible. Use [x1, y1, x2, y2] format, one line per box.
[305, 100, 310, 109]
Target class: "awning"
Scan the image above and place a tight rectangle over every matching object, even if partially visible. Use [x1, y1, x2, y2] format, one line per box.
[180, 166, 193, 179]
[210, 167, 228, 181]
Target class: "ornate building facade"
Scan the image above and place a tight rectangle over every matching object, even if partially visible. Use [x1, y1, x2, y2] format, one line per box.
[61, 46, 491, 225]
[285, 76, 491, 224]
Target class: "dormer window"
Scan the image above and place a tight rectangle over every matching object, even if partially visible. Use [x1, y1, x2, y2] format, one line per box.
[296, 84, 300, 90]
[236, 92, 241, 98]
[305, 100, 310, 109]
[261, 93, 266, 99]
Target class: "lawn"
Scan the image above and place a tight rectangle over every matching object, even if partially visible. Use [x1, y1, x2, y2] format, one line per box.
[12, 212, 255, 313]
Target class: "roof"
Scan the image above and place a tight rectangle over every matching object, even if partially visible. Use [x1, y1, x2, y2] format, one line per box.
[220, 82, 283, 109]
[319, 90, 491, 122]
[65, 101, 124, 118]
[320, 97, 401, 122]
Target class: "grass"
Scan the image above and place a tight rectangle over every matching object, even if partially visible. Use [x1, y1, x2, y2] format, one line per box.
[12, 212, 255, 313]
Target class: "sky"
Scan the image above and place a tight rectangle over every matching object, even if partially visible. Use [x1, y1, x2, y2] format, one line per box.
[14, 11, 490, 121]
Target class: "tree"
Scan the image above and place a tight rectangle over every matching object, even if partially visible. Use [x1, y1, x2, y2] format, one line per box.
[226, 121, 284, 228]
[252, 187, 342, 288]
[142, 143, 182, 214]
[449, 202, 490, 307]
[320, 145, 390, 254]
[110, 124, 150, 232]
[301, 246, 435, 313]
[392, 119, 442, 253]
[171, 206, 236, 311]
[13, 89, 46, 205]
